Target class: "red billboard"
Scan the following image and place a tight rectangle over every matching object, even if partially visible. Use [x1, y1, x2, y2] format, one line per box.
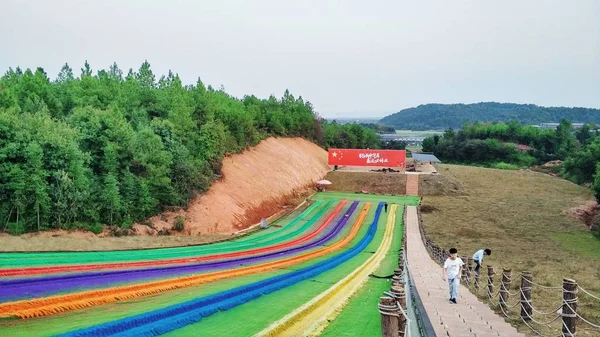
[327, 149, 406, 167]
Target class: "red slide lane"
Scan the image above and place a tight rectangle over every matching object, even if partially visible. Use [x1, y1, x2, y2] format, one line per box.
[0, 201, 347, 278]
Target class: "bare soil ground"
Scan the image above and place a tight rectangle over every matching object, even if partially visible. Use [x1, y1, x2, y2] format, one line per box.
[563, 200, 599, 231]
[158, 137, 328, 235]
[0, 232, 231, 251]
[420, 164, 600, 335]
[419, 168, 467, 196]
[324, 171, 407, 194]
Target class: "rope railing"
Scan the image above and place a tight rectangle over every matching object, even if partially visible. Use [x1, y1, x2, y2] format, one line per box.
[578, 285, 600, 301]
[415, 203, 600, 337]
[379, 205, 435, 337]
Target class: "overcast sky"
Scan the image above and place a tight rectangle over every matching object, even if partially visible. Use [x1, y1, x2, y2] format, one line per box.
[1, 0, 599, 118]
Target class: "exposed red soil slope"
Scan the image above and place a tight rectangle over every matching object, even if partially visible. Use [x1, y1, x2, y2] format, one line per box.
[145, 137, 329, 234]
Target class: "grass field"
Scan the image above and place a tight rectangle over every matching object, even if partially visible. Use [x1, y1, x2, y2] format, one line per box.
[421, 164, 600, 336]
[395, 129, 443, 137]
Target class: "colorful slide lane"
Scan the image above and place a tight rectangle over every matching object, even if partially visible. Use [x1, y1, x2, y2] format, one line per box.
[0, 193, 419, 337]
[0, 202, 366, 319]
[0, 199, 334, 275]
[0, 200, 351, 302]
[256, 204, 398, 337]
[54, 203, 387, 337]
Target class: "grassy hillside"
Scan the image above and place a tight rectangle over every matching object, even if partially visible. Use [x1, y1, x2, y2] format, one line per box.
[421, 164, 600, 335]
[380, 102, 600, 130]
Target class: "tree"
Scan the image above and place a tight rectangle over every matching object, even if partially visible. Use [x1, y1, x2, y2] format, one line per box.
[422, 137, 435, 152]
[102, 173, 121, 225]
[576, 124, 594, 146]
[563, 138, 600, 184]
[56, 63, 74, 83]
[108, 62, 123, 82]
[136, 60, 155, 89]
[81, 60, 93, 77]
[594, 163, 600, 203]
[0, 61, 415, 234]
[24, 143, 50, 231]
[555, 119, 578, 160]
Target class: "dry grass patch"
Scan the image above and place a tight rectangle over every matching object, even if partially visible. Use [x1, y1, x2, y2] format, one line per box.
[421, 164, 600, 336]
[324, 171, 407, 194]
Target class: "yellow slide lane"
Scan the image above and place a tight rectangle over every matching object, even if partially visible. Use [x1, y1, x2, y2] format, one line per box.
[255, 204, 398, 337]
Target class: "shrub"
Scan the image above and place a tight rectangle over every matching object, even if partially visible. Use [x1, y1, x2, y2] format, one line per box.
[491, 162, 520, 170]
[174, 216, 185, 231]
[7, 222, 25, 235]
[64, 222, 88, 231]
[121, 216, 133, 230]
[89, 223, 104, 234]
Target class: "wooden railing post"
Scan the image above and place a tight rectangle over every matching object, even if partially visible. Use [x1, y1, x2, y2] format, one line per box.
[499, 268, 512, 311]
[520, 271, 533, 321]
[392, 275, 401, 287]
[391, 285, 407, 337]
[461, 256, 468, 284]
[561, 278, 578, 337]
[475, 264, 482, 290]
[379, 297, 400, 337]
[466, 257, 473, 287]
[486, 265, 495, 301]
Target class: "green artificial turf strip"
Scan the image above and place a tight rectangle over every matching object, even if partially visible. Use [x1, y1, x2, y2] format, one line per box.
[314, 191, 419, 206]
[319, 203, 406, 337]
[0, 199, 332, 267]
[0, 201, 361, 337]
[164, 200, 404, 337]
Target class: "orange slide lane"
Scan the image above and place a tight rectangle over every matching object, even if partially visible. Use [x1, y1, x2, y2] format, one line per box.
[0, 204, 371, 319]
[0, 201, 347, 277]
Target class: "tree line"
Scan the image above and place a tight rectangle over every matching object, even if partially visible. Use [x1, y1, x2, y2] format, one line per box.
[422, 120, 600, 202]
[0, 61, 390, 235]
[380, 102, 600, 131]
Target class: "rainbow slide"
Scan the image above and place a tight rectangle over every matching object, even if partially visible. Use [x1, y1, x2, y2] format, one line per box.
[0, 192, 419, 337]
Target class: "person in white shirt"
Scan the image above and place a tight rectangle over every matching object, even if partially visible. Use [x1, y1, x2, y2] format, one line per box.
[472, 249, 491, 276]
[442, 248, 464, 304]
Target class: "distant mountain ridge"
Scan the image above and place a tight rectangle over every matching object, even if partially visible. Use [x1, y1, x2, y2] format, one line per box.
[379, 102, 600, 130]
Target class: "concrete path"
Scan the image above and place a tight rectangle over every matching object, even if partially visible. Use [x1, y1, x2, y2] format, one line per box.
[405, 206, 525, 337]
[406, 174, 419, 196]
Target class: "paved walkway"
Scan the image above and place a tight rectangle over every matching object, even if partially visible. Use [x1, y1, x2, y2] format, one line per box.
[406, 174, 419, 196]
[405, 206, 525, 337]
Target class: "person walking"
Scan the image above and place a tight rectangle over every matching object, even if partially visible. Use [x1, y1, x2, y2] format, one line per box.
[384, 202, 388, 213]
[442, 248, 464, 304]
[472, 248, 491, 277]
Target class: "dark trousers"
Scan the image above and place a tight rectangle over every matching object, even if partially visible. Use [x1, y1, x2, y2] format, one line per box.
[474, 260, 481, 274]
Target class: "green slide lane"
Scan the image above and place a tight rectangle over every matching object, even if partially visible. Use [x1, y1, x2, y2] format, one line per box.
[319, 199, 406, 337]
[0, 200, 336, 268]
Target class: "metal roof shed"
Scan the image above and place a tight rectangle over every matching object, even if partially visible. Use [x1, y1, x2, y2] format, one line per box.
[411, 153, 441, 163]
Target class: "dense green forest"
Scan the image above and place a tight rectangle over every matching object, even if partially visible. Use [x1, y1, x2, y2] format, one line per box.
[380, 102, 600, 130]
[422, 120, 600, 202]
[0, 61, 382, 234]
[358, 123, 396, 134]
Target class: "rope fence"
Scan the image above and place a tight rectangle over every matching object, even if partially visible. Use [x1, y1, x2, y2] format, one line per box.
[378, 205, 435, 337]
[415, 204, 600, 337]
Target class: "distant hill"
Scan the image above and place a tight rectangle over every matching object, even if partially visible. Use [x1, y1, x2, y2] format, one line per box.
[380, 102, 600, 130]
